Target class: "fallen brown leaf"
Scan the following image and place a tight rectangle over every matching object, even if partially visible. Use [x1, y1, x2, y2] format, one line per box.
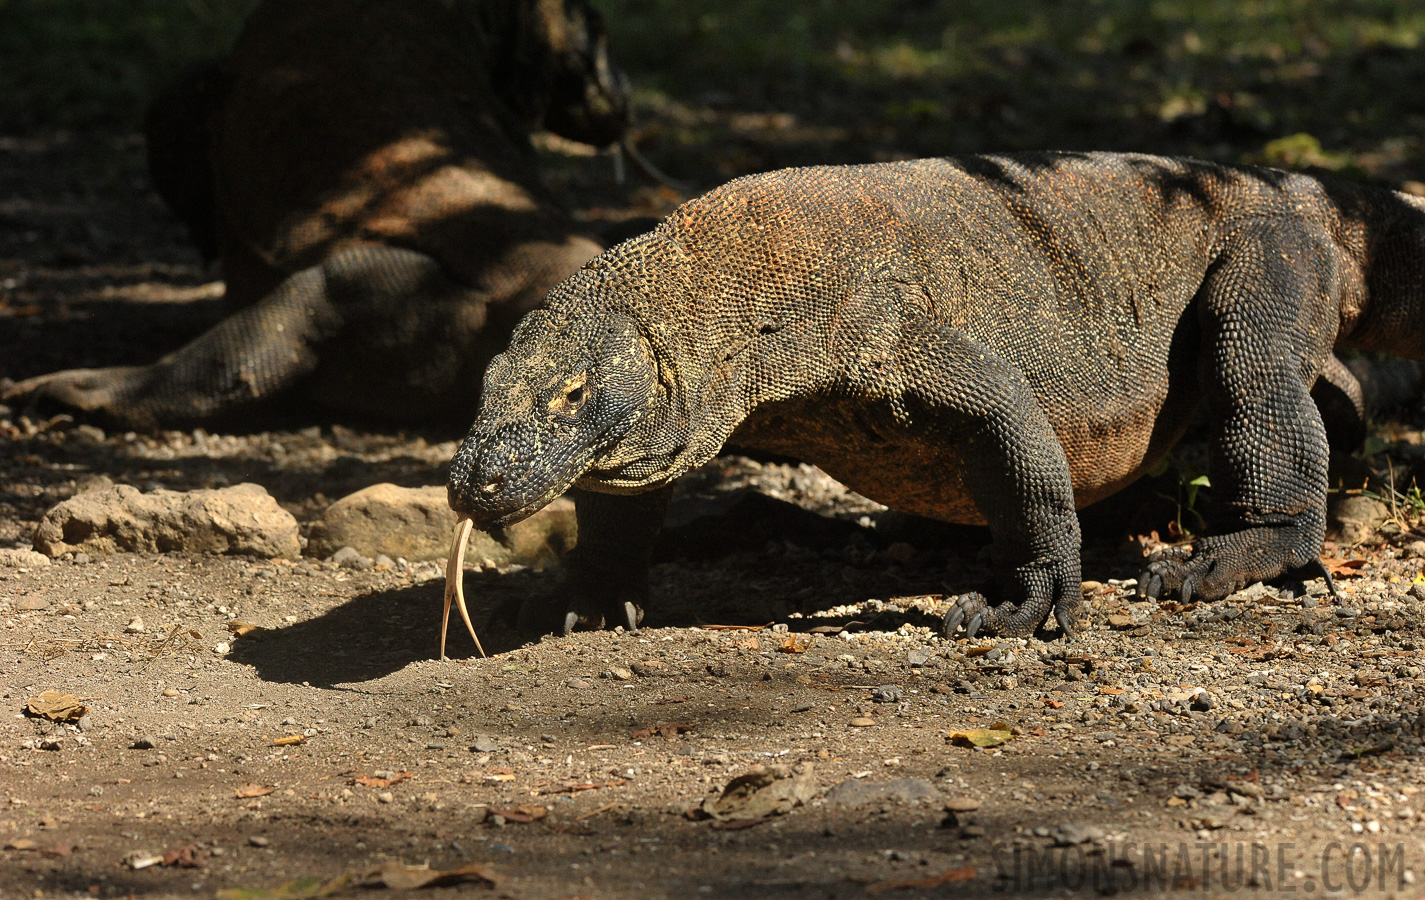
[631, 722, 695, 741]
[162, 844, 200, 868]
[350, 772, 413, 788]
[699, 622, 773, 631]
[778, 635, 811, 653]
[1321, 557, 1369, 578]
[360, 861, 501, 890]
[535, 779, 627, 796]
[227, 621, 263, 637]
[868, 866, 976, 893]
[707, 817, 770, 830]
[217, 874, 353, 900]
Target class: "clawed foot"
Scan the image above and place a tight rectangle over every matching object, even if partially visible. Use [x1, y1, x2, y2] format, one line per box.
[512, 594, 643, 636]
[563, 599, 642, 635]
[941, 591, 1081, 639]
[1135, 544, 1196, 601]
[941, 592, 991, 638]
[4, 367, 132, 414]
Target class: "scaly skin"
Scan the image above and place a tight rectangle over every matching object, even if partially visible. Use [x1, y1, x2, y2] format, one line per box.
[4, 0, 629, 429]
[448, 152, 1425, 638]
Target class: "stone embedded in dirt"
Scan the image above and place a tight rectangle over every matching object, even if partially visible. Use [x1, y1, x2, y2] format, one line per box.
[305, 483, 575, 565]
[32, 483, 300, 559]
[130, 736, 156, 750]
[14, 597, 48, 611]
[0, 548, 50, 568]
[824, 778, 941, 810]
[1327, 494, 1389, 545]
[470, 735, 498, 753]
[330, 546, 373, 569]
[849, 717, 876, 727]
[24, 691, 87, 722]
[872, 685, 903, 703]
[1051, 823, 1105, 846]
[944, 796, 982, 813]
[697, 764, 817, 821]
[906, 650, 932, 667]
[124, 617, 144, 633]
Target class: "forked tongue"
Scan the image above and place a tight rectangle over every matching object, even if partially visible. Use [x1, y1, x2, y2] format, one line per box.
[441, 517, 486, 659]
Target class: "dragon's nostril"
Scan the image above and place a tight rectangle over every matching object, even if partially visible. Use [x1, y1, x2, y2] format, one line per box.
[479, 475, 504, 497]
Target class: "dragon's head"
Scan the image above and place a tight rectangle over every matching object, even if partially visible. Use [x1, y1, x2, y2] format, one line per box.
[447, 286, 659, 529]
[486, 0, 630, 149]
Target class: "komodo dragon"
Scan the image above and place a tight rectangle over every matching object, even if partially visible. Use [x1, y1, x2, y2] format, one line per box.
[4, 0, 630, 429]
[444, 151, 1425, 640]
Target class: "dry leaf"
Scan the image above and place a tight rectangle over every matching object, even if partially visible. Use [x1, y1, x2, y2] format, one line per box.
[274, 735, 307, 747]
[946, 727, 1013, 749]
[778, 635, 811, 653]
[227, 621, 263, 637]
[536, 779, 627, 795]
[868, 866, 976, 893]
[162, 844, 200, 868]
[631, 722, 694, 740]
[24, 691, 87, 722]
[1321, 557, 1369, 578]
[235, 784, 275, 798]
[217, 874, 353, 900]
[360, 861, 501, 890]
[707, 817, 770, 830]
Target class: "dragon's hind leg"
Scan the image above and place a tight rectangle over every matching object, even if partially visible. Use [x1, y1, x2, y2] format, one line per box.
[1139, 219, 1341, 604]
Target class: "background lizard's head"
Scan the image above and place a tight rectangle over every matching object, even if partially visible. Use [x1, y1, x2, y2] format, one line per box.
[447, 299, 659, 529]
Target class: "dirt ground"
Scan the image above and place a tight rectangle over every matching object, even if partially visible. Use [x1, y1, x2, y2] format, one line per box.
[4, 118, 1425, 900]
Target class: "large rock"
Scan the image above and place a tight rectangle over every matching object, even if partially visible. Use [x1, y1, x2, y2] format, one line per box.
[1328, 494, 1390, 545]
[305, 483, 575, 566]
[33, 483, 300, 559]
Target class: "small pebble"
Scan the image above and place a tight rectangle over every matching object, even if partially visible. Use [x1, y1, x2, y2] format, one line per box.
[248, 836, 269, 848]
[849, 717, 876, 727]
[124, 617, 145, 633]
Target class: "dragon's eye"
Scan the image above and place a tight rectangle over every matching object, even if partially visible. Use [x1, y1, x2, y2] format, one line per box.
[549, 373, 589, 415]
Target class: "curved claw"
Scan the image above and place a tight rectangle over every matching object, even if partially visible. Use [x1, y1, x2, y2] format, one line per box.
[1054, 604, 1078, 638]
[563, 609, 580, 637]
[942, 592, 989, 639]
[621, 600, 641, 633]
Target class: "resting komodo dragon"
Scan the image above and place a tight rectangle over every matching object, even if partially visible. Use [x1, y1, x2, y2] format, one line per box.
[445, 152, 1425, 639]
[4, 0, 630, 428]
